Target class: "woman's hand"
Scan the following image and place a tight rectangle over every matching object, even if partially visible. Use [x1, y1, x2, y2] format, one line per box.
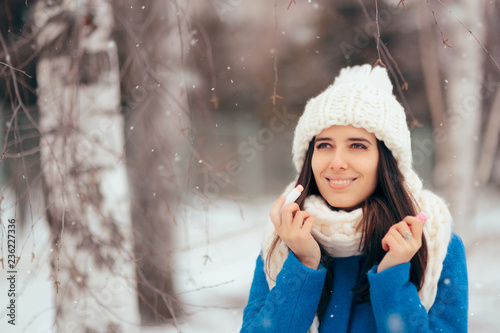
[270, 196, 321, 270]
[378, 216, 424, 273]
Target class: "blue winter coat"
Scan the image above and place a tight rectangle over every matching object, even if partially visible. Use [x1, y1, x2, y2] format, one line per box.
[240, 233, 467, 333]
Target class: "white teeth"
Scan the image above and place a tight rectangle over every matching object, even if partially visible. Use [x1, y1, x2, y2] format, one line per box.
[329, 179, 353, 185]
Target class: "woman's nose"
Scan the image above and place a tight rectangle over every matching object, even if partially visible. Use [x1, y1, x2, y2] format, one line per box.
[329, 150, 348, 170]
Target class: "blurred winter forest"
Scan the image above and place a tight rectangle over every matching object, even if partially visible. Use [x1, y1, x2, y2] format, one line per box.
[0, 0, 499, 332]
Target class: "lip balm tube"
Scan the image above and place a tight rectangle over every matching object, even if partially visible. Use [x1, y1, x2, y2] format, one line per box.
[281, 185, 304, 212]
[416, 211, 428, 223]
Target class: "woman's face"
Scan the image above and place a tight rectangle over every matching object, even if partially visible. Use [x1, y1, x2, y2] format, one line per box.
[311, 125, 379, 210]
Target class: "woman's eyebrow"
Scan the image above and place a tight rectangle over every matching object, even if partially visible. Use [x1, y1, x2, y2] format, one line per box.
[315, 137, 375, 145]
[346, 137, 374, 145]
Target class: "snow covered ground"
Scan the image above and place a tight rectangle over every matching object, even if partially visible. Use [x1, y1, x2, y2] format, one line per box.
[1, 187, 499, 332]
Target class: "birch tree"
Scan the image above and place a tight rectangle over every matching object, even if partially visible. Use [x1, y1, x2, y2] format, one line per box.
[34, 0, 139, 330]
[438, 1, 485, 234]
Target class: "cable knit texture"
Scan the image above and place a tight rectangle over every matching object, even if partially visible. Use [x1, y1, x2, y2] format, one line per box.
[261, 64, 454, 332]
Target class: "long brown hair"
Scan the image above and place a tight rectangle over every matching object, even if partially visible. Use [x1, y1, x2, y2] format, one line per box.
[265, 137, 428, 320]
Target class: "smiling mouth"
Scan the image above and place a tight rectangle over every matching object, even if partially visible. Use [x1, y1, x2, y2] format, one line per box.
[327, 177, 357, 186]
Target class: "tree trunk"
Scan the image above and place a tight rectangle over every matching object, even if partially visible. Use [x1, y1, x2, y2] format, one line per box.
[34, 0, 139, 331]
[113, 0, 190, 325]
[415, 0, 446, 182]
[439, 1, 485, 234]
[476, 87, 500, 185]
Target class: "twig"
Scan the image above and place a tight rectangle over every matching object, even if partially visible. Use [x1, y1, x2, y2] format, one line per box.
[177, 280, 235, 295]
[196, 23, 219, 110]
[432, 0, 500, 70]
[136, 268, 180, 325]
[0, 149, 6, 166]
[270, 0, 282, 105]
[425, 0, 452, 48]
[378, 41, 408, 90]
[374, 0, 386, 67]
[357, 0, 419, 126]
[13, 117, 36, 225]
[382, 51, 421, 128]
[0, 61, 32, 78]
[0, 33, 43, 149]
[415, 0, 446, 134]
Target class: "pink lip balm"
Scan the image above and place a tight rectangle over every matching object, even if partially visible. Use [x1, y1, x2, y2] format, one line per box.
[281, 185, 304, 212]
[416, 211, 428, 223]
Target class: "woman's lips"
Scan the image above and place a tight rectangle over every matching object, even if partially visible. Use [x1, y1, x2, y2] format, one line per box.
[326, 177, 357, 189]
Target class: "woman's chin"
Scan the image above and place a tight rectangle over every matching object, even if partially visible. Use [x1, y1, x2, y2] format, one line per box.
[323, 197, 363, 212]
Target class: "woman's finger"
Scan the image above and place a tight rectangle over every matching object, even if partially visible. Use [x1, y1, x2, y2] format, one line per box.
[381, 234, 397, 251]
[402, 216, 424, 246]
[301, 215, 316, 233]
[269, 196, 286, 228]
[281, 202, 300, 227]
[391, 221, 413, 242]
[292, 210, 310, 228]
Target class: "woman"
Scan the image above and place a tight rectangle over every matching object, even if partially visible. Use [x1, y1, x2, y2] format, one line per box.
[240, 64, 468, 332]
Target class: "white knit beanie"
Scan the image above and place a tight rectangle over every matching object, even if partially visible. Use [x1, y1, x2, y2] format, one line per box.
[292, 64, 419, 185]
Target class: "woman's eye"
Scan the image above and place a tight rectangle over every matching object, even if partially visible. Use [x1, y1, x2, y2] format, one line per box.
[316, 143, 331, 149]
[351, 143, 367, 149]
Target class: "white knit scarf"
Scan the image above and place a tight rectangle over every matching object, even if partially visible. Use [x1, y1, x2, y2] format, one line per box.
[262, 182, 452, 332]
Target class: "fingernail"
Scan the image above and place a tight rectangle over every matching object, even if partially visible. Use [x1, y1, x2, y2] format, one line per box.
[416, 211, 428, 223]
